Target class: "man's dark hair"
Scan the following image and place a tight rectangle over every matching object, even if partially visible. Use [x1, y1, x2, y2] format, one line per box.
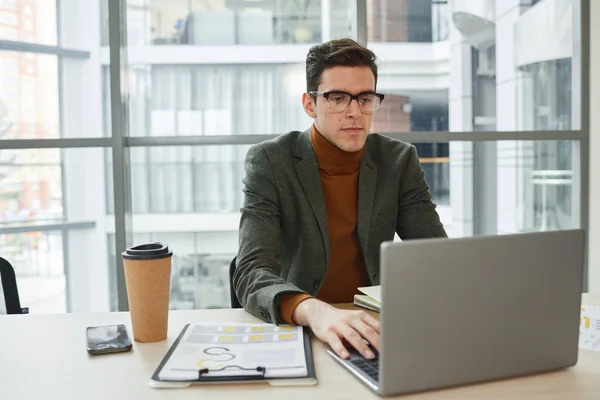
[305, 38, 378, 93]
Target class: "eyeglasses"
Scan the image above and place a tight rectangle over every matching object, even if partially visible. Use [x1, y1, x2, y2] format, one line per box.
[309, 91, 385, 113]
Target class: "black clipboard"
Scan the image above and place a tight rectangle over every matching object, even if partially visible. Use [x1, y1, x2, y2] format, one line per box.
[150, 323, 317, 387]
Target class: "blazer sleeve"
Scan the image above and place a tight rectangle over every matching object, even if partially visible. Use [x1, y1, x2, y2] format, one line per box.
[396, 145, 448, 239]
[234, 144, 308, 324]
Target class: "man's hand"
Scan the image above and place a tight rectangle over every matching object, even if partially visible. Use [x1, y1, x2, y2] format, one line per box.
[291, 298, 379, 360]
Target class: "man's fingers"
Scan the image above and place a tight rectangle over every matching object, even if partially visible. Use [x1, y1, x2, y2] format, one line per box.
[358, 312, 381, 334]
[312, 308, 380, 361]
[350, 320, 379, 350]
[339, 326, 375, 359]
[328, 332, 350, 359]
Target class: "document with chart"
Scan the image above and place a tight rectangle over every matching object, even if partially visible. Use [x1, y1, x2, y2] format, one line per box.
[579, 305, 600, 351]
[151, 321, 316, 386]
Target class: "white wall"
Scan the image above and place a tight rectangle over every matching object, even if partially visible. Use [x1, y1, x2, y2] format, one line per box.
[588, 0, 600, 293]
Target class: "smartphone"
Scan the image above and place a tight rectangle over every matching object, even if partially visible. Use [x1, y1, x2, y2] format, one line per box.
[86, 324, 133, 355]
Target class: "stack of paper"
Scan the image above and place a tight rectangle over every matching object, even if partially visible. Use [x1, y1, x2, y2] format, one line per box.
[354, 285, 381, 312]
[579, 305, 600, 351]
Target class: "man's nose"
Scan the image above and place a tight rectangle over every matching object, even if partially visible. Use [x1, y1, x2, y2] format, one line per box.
[346, 99, 361, 117]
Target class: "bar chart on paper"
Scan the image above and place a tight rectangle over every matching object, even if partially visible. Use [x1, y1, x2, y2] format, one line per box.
[156, 322, 309, 381]
[579, 305, 600, 351]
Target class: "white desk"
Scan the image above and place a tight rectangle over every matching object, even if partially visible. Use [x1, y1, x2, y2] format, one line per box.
[1, 296, 600, 400]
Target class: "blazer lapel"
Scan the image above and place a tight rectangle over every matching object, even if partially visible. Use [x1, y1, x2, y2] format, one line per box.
[294, 129, 330, 264]
[357, 142, 377, 264]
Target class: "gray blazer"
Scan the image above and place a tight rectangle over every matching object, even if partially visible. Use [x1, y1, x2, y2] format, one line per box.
[234, 129, 447, 324]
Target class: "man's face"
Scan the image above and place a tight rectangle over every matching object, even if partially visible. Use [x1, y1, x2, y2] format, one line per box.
[302, 66, 376, 153]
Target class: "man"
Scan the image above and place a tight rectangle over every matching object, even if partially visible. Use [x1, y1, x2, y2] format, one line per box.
[234, 38, 447, 361]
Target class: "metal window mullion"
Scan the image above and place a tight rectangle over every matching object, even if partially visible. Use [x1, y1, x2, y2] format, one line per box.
[0, 40, 89, 58]
[0, 138, 112, 149]
[61, 226, 71, 312]
[125, 130, 586, 147]
[577, 0, 590, 292]
[60, 147, 72, 312]
[56, 0, 63, 47]
[190, 70, 198, 212]
[56, 0, 72, 312]
[108, 0, 133, 311]
[146, 147, 153, 212]
[356, 0, 368, 46]
[3, 130, 585, 148]
[0, 221, 96, 235]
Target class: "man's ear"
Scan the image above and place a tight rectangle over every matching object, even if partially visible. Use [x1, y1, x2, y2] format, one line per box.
[302, 92, 317, 118]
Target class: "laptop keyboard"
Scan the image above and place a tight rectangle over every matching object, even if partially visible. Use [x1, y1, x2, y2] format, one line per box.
[350, 356, 380, 382]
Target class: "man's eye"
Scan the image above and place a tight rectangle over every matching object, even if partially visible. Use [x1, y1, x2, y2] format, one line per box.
[360, 97, 373, 104]
[330, 96, 346, 103]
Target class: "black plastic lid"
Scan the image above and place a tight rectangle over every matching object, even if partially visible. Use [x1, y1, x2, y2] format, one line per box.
[122, 242, 173, 261]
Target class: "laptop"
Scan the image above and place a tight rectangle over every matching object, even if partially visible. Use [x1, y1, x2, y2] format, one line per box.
[328, 229, 585, 396]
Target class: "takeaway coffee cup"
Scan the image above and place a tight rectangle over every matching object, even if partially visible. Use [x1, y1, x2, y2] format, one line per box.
[122, 242, 173, 343]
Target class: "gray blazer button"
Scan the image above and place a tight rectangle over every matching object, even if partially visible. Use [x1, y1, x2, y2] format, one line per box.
[313, 279, 321, 290]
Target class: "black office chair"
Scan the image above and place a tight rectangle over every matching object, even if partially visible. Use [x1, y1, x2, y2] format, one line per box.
[229, 256, 242, 309]
[0, 257, 26, 314]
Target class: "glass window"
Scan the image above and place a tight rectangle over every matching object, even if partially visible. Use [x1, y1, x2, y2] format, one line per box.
[107, 231, 235, 311]
[370, 0, 579, 132]
[518, 59, 572, 130]
[330, 0, 356, 40]
[101, 0, 356, 45]
[107, 145, 250, 214]
[105, 63, 313, 137]
[0, 48, 106, 140]
[103, 0, 356, 46]
[0, 230, 66, 312]
[0, 149, 62, 221]
[0, 148, 113, 313]
[0, 0, 18, 11]
[61, 56, 107, 138]
[367, 0, 448, 43]
[105, 144, 257, 310]
[0, 10, 18, 26]
[0, 52, 58, 140]
[446, 139, 577, 237]
[104, 137, 577, 309]
[0, 0, 57, 45]
[0, 0, 587, 316]
[0, 26, 18, 40]
[100, 1, 357, 138]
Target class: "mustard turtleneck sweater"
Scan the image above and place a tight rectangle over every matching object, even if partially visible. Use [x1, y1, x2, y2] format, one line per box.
[279, 125, 370, 323]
